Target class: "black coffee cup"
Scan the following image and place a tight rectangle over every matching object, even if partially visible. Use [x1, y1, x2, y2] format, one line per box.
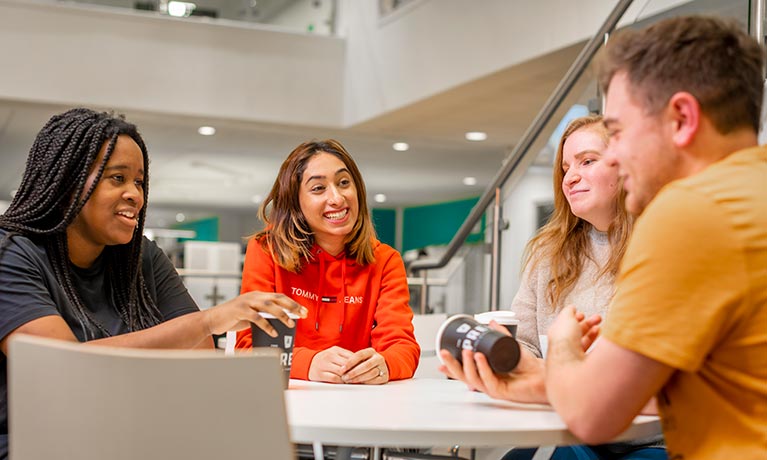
[251, 313, 299, 387]
[436, 314, 521, 373]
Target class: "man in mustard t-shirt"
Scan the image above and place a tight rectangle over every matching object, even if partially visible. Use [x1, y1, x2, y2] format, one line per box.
[544, 16, 767, 459]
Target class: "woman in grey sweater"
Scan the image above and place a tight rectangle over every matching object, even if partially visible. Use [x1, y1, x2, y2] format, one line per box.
[512, 115, 631, 359]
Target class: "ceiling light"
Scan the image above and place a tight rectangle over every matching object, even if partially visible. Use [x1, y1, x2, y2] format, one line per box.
[392, 142, 409, 152]
[9, 189, 17, 198]
[374, 194, 387, 203]
[175, 213, 186, 223]
[198, 126, 216, 136]
[168, 1, 196, 17]
[462, 176, 477, 186]
[465, 131, 487, 141]
[251, 194, 263, 204]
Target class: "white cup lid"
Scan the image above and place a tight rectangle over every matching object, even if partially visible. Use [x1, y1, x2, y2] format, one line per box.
[474, 311, 518, 325]
[259, 311, 301, 320]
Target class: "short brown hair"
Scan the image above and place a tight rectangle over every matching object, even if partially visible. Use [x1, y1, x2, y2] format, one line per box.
[596, 15, 764, 134]
[255, 139, 376, 272]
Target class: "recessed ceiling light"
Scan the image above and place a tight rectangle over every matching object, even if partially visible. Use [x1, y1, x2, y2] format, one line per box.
[251, 194, 263, 204]
[168, 1, 195, 17]
[462, 176, 477, 186]
[9, 189, 17, 198]
[374, 193, 387, 203]
[198, 126, 216, 136]
[392, 142, 409, 152]
[465, 131, 487, 141]
[175, 213, 186, 223]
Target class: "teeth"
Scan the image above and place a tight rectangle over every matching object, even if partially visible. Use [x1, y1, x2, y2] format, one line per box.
[324, 209, 347, 220]
[117, 211, 135, 219]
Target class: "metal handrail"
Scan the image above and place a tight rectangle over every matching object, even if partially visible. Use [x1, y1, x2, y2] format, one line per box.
[409, 0, 634, 277]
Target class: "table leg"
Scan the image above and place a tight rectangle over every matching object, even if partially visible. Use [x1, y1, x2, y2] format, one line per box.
[373, 446, 382, 460]
[312, 441, 324, 460]
[531, 446, 556, 460]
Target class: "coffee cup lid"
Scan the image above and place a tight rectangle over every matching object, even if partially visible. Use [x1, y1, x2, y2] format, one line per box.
[259, 311, 301, 320]
[474, 311, 517, 325]
[435, 314, 474, 366]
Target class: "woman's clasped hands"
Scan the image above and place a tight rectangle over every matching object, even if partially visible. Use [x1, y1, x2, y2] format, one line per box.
[309, 346, 389, 384]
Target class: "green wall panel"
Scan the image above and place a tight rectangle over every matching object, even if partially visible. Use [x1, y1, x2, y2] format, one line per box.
[402, 197, 484, 252]
[371, 209, 396, 248]
[173, 216, 219, 242]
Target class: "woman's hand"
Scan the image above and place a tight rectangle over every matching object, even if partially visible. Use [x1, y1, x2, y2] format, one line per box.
[339, 347, 389, 385]
[308, 346, 354, 383]
[203, 291, 307, 336]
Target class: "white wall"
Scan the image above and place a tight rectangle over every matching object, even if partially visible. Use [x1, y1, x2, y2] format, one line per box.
[338, 0, 690, 126]
[498, 166, 553, 309]
[0, 0, 345, 127]
[269, 0, 336, 35]
[0, 0, 691, 129]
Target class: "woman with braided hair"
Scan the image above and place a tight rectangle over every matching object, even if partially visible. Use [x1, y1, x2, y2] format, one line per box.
[0, 108, 306, 458]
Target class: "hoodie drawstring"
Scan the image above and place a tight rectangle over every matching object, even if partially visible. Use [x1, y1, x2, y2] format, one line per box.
[315, 253, 325, 331]
[313, 248, 348, 333]
[340, 256, 347, 333]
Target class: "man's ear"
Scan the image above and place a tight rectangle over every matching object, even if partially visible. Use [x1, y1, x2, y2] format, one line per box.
[666, 92, 700, 147]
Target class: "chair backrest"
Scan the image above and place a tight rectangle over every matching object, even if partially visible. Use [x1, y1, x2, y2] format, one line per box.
[8, 335, 293, 460]
[412, 313, 448, 379]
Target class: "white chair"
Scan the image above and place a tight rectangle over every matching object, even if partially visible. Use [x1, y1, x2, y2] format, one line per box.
[8, 334, 294, 460]
[412, 313, 448, 379]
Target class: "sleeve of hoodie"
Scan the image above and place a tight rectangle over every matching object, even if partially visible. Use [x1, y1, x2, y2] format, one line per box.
[371, 246, 420, 380]
[234, 238, 276, 349]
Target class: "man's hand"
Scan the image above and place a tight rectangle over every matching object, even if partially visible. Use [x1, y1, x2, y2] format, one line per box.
[438, 321, 547, 403]
[548, 306, 602, 355]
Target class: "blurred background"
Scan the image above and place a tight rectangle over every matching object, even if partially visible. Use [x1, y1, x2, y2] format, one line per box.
[0, 0, 752, 314]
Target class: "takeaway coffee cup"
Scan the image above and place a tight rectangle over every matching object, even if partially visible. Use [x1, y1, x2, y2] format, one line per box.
[436, 314, 521, 373]
[251, 312, 299, 387]
[474, 311, 519, 338]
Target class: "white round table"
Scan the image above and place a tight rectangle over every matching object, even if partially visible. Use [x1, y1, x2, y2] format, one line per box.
[286, 378, 661, 448]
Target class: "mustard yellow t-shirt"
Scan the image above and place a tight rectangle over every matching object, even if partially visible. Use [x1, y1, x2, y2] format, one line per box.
[603, 146, 767, 459]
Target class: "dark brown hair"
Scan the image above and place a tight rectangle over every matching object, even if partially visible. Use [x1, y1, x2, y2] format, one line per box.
[256, 139, 376, 272]
[596, 15, 764, 134]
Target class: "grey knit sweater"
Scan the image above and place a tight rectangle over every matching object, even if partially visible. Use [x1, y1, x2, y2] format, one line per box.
[512, 228, 613, 358]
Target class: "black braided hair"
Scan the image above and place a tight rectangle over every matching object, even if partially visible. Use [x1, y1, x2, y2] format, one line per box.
[0, 108, 163, 340]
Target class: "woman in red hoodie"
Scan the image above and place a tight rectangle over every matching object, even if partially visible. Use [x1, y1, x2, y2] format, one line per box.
[236, 139, 419, 384]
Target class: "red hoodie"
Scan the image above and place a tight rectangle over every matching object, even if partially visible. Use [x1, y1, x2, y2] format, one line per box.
[235, 237, 420, 381]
